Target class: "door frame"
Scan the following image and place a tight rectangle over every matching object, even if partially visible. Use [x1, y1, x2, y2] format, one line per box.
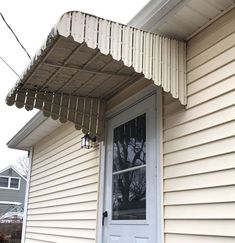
[96, 84, 163, 243]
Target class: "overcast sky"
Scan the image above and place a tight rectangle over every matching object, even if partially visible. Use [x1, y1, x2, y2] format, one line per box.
[0, 0, 149, 170]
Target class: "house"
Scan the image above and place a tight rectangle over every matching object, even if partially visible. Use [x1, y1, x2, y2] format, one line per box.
[5, 0, 235, 242]
[0, 165, 26, 216]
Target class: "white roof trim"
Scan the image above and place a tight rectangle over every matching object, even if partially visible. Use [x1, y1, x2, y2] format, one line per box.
[0, 201, 22, 205]
[128, 0, 183, 30]
[7, 111, 62, 151]
[129, 0, 235, 40]
[0, 165, 27, 181]
[7, 111, 47, 150]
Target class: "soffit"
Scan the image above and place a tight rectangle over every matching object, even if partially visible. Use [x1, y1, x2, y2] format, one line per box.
[130, 0, 235, 40]
[16, 119, 61, 150]
[7, 111, 62, 151]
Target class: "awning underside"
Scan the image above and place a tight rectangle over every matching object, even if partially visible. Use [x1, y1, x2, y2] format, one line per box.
[6, 11, 186, 139]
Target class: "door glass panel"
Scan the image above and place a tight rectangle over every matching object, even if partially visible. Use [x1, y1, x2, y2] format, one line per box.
[113, 113, 146, 172]
[112, 113, 146, 220]
[112, 167, 146, 220]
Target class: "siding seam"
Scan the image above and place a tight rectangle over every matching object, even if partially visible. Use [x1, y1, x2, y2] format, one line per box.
[163, 134, 235, 155]
[164, 183, 235, 193]
[187, 59, 235, 84]
[164, 166, 235, 180]
[163, 118, 235, 142]
[32, 148, 98, 175]
[187, 43, 235, 73]
[27, 200, 97, 210]
[164, 103, 235, 130]
[31, 159, 99, 186]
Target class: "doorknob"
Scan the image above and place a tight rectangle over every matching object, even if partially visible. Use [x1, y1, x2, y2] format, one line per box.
[102, 211, 108, 226]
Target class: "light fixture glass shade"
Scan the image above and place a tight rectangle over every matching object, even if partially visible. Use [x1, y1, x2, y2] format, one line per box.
[81, 134, 96, 149]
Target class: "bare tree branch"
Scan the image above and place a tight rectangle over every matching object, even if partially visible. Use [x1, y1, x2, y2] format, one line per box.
[14, 155, 29, 177]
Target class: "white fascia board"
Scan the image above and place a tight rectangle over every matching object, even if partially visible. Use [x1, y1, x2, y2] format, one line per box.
[7, 111, 46, 151]
[128, 0, 184, 31]
[7, 111, 62, 151]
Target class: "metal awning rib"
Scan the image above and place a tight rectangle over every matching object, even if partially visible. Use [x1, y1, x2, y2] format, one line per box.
[6, 11, 186, 139]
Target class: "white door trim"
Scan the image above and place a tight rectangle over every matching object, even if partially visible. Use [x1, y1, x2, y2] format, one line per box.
[96, 141, 106, 243]
[156, 88, 164, 243]
[96, 86, 163, 243]
[106, 84, 157, 119]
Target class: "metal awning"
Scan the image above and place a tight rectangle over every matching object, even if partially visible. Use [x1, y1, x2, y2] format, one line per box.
[6, 11, 186, 139]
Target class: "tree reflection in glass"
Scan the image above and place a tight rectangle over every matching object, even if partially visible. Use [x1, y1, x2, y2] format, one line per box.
[112, 113, 146, 220]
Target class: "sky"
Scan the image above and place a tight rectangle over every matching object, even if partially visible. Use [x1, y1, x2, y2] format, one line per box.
[0, 0, 149, 170]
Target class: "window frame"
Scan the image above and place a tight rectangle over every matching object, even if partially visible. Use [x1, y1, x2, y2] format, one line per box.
[111, 112, 147, 221]
[0, 176, 21, 190]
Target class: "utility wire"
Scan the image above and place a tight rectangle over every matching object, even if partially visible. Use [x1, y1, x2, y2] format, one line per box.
[0, 12, 31, 60]
[0, 56, 20, 78]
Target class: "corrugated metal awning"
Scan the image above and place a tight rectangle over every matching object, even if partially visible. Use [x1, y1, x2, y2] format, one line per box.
[6, 11, 186, 139]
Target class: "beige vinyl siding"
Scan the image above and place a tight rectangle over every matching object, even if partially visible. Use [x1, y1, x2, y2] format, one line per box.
[25, 122, 99, 243]
[163, 7, 235, 243]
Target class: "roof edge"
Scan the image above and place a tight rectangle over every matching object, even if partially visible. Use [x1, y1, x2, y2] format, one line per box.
[128, 0, 183, 30]
[0, 165, 27, 181]
[7, 111, 47, 151]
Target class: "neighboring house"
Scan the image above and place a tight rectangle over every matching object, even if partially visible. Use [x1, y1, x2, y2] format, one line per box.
[5, 0, 235, 242]
[0, 166, 26, 216]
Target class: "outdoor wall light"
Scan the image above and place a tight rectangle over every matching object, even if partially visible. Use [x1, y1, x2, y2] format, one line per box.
[81, 134, 97, 149]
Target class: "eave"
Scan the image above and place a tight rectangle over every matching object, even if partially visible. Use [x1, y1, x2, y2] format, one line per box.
[7, 111, 61, 151]
[129, 0, 235, 40]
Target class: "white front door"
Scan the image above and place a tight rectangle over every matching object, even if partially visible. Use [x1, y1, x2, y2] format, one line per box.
[103, 95, 158, 243]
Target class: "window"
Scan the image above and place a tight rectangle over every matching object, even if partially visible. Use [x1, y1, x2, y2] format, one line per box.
[0, 177, 9, 188]
[112, 113, 146, 220]
[10, 178, 19, 189]
[0, 177, 20, 189]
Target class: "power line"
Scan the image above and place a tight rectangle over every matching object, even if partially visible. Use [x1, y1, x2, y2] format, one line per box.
[0, 12, 31, 60]
[0, 56, 20, 78]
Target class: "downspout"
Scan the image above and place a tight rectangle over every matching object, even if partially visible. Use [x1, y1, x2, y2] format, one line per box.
[21, 147, 33, 243]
